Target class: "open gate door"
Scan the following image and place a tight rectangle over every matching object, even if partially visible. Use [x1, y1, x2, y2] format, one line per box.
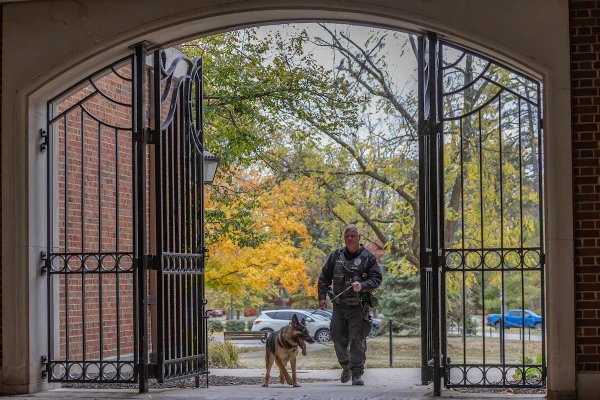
[419, 32, 546, 394]
[418, 32, 442, 395]
[44, 44, 209, 392]
[45, 54, 140, 386]
[148, 48, 209, 388]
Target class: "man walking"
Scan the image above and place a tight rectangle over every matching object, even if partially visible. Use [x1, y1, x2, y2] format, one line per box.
[318, 225, 382, 386]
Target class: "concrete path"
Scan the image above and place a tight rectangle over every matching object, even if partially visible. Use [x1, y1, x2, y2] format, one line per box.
[2, 368, 545, 400]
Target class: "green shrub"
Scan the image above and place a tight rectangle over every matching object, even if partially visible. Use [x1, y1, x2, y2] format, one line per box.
[512, 353, 543, 382]
[225, 319, 246, 332]
[208, 320, 224, 332]
[208, 340, 241, 368]
[247, 319, 256, 330]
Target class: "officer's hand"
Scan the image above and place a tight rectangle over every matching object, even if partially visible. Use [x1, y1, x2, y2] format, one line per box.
[352, 281, 362, 292]
[319, 299, 328, 310]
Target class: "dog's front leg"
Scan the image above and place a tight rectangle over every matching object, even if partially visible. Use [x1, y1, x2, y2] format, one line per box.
[275, 358, 293, 385]
[290, 358, 300, 387]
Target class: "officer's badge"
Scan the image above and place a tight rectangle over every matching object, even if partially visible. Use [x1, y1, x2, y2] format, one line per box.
[354, 258, 362, 266]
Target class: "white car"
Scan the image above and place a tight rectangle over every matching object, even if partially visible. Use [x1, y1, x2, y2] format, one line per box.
[251, 309, 331, 343]
[304, 309, 381, 338]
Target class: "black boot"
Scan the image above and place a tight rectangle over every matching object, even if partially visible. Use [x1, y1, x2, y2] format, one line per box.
[340, 369, 351, 383]
[352, 374, 364, 386]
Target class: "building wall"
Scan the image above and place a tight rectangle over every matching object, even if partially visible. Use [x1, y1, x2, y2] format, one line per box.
[570, 0, 600, 392]
[53, 65, 136, 362]
[51, 64, 165, 363]
[0, 3, 3, 375]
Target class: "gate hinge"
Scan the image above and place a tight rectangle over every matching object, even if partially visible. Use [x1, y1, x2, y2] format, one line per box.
[145, 254, 158, 270]
[420, 252, 430, 271]
[147, 295, 157, 305]
[436, 122, 443, 134]
[40, 129, 49, 152]
[421, 365, 433, 382]
[41, 355, 48, 380]
[144, 128, 158, 145]
[147, 362, 158, 379]
[41, 251, 48, 276]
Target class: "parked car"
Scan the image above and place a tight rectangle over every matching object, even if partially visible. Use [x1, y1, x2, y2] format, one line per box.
[206, 308, 226, 318]
[486, 309, 542, 330]
[303, 309, 381, 338]
[303, 309, 334, 320]
[251, 309, 331, 343]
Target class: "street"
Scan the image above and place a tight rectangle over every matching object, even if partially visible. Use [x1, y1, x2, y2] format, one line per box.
[474, 327, 542, 341]
[210, 332, 332, 351]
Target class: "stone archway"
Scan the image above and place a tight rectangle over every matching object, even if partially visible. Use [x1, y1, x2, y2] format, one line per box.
[1, 1, 573, 398]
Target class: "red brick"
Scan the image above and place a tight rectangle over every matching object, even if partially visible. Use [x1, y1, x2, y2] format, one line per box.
[573, 87, 599, 96]
[572, 35, 597, 44]
[584, 363, 599, 371]
[0, 3, 3, 366]
[570, 1, 596, 9]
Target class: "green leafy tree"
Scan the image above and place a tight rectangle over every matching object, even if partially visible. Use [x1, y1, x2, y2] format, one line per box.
[183, 24, 543, 325]
[378, 263, 421, 334]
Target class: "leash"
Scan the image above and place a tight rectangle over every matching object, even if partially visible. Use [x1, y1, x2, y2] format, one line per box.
[308, 285, 354, 317]
[328, 285, 355, 303]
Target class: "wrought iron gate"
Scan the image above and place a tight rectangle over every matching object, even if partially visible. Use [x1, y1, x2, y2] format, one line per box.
[44, 30, 544, 395]
[149, 48, 209, 387]
[419, 33, 546, 394]
[45, 43, 209, 391]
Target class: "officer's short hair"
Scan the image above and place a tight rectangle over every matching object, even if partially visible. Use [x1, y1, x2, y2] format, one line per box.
[344, 225, 360, 235]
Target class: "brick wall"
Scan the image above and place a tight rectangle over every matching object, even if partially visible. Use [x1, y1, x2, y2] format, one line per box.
[54, 64, 136, 361]
[570, 0, 600, 373]
[53, 64, 162, 364]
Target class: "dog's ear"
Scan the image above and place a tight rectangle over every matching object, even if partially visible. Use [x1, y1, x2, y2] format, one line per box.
[291, 314, 299, 325]
[300, 318, 306, 326]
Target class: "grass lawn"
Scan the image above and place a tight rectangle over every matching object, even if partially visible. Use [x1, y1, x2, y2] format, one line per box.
[236, 336, 542, 370]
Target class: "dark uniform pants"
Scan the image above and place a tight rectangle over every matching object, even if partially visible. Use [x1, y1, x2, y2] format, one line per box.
[330, 302, 372, 376]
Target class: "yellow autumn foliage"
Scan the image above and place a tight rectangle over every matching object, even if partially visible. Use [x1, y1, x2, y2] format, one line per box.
[205, 171, 317, 302]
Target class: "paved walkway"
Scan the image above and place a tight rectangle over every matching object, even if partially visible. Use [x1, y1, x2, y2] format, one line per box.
[2, 368, 545, 400]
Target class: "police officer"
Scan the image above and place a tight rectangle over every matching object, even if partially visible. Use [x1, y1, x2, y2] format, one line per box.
[318, 225, 382, 386]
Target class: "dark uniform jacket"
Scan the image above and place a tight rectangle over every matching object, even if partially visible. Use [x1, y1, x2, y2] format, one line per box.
[317, 245, 382, 301]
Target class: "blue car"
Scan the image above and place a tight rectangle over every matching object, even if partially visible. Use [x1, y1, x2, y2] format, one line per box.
[486, 309, 542, 330]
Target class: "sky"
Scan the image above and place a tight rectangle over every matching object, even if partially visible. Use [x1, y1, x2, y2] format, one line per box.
[252, 22, 420, 144]
[256, 22, 419, 94]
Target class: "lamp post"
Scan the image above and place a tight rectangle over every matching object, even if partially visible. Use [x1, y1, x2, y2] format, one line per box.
[203, 150, 220, 184]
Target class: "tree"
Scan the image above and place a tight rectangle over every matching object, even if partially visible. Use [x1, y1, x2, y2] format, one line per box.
[204, 170, 317, 309]
[378, 263, 421, 334]
[187, 24, 543, 324]
[184, 27, 361, 248]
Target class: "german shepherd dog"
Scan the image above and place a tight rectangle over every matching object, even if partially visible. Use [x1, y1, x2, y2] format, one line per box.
[262, 314, 315, 387]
